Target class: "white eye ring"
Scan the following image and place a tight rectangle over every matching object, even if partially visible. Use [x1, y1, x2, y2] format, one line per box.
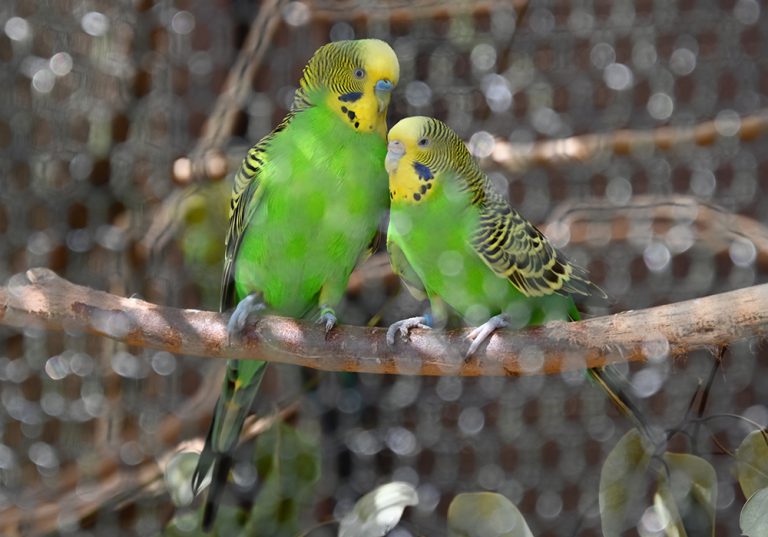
[354, 68, 365, 79]
[417, 138, 429, 147]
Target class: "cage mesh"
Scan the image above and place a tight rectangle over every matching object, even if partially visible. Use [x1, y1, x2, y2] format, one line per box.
[1, 0, 767, 536]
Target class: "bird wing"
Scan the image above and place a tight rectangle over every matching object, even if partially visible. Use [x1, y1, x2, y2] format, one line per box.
[219, 141, 270, 311]
[469, 190, 603, 299]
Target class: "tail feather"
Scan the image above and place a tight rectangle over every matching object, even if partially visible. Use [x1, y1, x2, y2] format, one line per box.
[201, 454, 234, 531]
[192, 423, 217, 494]
[568, 300, 647, 438]
[192, 360, 267, 531]
[587, 366, 651, 439]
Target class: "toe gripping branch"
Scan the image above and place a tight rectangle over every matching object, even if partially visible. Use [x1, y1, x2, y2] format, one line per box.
[385, 312, 433, 346]
[227, 293, 266, 343]
[317, 304, 338, 335]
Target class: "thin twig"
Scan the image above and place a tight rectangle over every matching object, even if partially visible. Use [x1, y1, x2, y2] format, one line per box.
[194, 0, 287, 161]
[142, 0, 286, 253]
[0, 401, 300, 537]
[543, 194, 768, 255]
[488, 109, 768, 173]
[309, 0, 525, 21]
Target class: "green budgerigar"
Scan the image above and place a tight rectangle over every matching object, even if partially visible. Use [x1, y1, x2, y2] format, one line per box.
[192, 39, 399, 529]
[384, 117, 640, 423]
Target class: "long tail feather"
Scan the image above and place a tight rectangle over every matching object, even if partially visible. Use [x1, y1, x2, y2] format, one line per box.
[201, 453, 234, 530]
[587, 366, 652, 439]
[192, 361, 267, 531]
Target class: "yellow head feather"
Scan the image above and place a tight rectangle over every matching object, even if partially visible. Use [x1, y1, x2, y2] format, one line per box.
[297, 39, 399, 138]
[386, 116, 479, 204]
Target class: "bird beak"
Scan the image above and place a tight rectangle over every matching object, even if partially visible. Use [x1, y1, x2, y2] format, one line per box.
[375, 79, 394, 113]
[385, 140, 404, 175]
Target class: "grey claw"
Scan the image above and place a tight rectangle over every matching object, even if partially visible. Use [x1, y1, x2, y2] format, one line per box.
[386, 316, 432, 346]
[316, 304, 337, 339]
[227, 293, 265, 343]
[465, 314, 509, 358]
[316, 311, 337, 336]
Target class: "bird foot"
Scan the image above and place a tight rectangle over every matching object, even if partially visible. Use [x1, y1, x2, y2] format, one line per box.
[466, 314, 509, 358]
[227, 293, 266, 343]
[386, 315, 432, 346]
[316, 305, 337, 336]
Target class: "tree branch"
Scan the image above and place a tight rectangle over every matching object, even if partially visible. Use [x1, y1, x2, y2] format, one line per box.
[143, 0, 286, 253]
[0, 402, 300, 537]
[3, 268, 767, 377]
[543, 194, 768, 256]
[487, 108, 768, 173]
[309, 0, 526, 22]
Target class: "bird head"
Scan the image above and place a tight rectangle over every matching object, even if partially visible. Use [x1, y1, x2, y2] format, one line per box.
[386, 116, 468, 204]
[297, 39, 399, 139]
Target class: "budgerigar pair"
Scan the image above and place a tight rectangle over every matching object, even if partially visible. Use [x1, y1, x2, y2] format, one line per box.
[193, 38, 627, 529]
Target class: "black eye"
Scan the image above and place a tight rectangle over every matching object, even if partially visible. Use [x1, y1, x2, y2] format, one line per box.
[417, 138, 429, 147]
[354, 68, 365, 79]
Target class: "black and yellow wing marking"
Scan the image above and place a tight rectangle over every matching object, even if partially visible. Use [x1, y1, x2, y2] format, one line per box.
[220, 111, 298, 311]
[470, 190, 605, 299]
[219, 142, 268, 312]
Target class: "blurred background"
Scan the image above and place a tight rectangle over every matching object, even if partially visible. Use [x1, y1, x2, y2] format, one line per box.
[1, 0, 767, 535]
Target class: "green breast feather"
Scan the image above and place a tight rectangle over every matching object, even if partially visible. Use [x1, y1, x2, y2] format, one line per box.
[233, 103, 389, 318]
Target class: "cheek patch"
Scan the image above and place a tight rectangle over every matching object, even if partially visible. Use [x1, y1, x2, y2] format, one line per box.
[339, 92, 363, 103]
[413, 162, 434, 181]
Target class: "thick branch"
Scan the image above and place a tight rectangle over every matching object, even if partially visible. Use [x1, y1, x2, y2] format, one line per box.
[2, 268, 767, 376]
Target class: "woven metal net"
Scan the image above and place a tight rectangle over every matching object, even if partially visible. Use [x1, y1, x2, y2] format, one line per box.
[1, 0, 767, 535]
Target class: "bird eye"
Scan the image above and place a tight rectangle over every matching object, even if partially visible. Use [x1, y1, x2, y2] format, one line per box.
[354, 68, 365, 79]
[417, 138, 429, 147]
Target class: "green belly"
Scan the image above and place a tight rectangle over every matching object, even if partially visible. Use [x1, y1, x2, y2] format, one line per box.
[389, 182, 575, 328]
[233, 106, 388, 318]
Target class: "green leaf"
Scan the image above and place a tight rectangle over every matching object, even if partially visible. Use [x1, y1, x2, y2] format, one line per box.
[599, 428, 654, 537]
[243, 422, 321, 537]
[162, 509, 204, 537]
[655, 452, 717, 537]
[653, 484, 687, 537]
[338, 482, 418, 537]
[735, 430, 768, 499]
[741, 487, 768, 536]
[447, 492, 534, 537]
[162, 422, 320, 537]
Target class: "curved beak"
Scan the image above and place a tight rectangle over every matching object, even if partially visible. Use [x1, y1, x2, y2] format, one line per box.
[375, 79, 394, 113]
[385, 140, 405, 175]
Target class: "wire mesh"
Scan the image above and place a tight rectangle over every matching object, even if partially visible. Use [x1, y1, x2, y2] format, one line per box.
[1, 0, 767, 535]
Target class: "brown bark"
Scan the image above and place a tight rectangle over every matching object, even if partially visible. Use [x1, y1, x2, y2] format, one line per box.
[488, 109, 768, 173]
[2, 267, 766, 377]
